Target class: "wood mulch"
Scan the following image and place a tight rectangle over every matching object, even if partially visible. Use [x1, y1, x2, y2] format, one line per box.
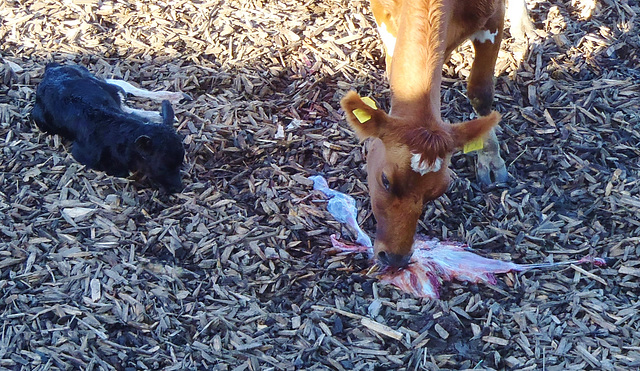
[1, 0, 639, 369]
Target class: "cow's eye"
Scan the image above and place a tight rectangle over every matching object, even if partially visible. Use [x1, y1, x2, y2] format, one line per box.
[381, 172, 391, 191]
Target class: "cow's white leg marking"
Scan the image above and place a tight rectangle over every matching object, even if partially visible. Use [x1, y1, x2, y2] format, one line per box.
[470, 29, 498, 44]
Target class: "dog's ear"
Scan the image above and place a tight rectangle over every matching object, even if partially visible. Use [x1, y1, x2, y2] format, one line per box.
[134, 135, 153, 155]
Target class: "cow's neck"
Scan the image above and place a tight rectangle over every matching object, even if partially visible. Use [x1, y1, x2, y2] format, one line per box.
[389, 0, 449, 128]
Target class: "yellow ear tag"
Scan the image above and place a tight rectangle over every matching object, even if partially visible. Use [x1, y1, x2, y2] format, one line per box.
[361, 97, 378, 109]
[352, 109, 371, 123]
[352, 97, 378, 123]
[463, 137, 484, 154]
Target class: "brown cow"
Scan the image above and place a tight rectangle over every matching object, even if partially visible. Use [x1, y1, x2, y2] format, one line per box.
[341, 0, 510, 267]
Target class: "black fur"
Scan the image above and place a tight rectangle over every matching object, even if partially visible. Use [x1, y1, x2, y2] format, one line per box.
[31, 64, 185, 193]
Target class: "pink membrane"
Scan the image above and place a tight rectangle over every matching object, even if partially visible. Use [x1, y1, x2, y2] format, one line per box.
[312, 177, 606, 298]
[329, 234, 607, 298]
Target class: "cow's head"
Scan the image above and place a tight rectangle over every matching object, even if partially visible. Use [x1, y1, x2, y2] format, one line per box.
[133, 101, 185, 193]
[341, 91, 500, 267]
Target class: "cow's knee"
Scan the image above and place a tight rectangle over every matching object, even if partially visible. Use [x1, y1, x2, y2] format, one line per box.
[468, 79, 495, 117]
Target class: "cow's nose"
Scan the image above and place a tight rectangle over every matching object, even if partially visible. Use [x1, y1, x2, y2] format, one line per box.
[377, 250, 412, 268]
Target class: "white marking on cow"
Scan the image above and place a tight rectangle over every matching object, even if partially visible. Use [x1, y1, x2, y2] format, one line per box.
[411, 154, 443, 175]
[105, 79, 187, 104]
[376, 22, 397, 57]
[470, 29, 498, 44]
[120, 104, 164, 123]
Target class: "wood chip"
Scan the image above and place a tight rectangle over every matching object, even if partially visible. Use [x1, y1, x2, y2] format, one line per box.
[361, 318, 404, 341]
[483, 336, 510, 346]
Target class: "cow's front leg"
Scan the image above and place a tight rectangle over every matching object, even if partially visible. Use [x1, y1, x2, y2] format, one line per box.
[467, 5, 508, 185]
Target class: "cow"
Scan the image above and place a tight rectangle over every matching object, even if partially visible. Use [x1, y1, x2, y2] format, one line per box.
[341, 0, 516, 267]
[31, 63, 189, 193]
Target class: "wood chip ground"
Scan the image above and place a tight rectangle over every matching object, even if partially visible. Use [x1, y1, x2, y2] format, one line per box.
[1, 0, 639, 369]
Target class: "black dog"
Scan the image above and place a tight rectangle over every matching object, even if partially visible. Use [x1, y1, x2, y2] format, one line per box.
[31, 64, 185, 193]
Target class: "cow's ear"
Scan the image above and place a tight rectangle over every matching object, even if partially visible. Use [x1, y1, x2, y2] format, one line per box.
[450, 111, 501, 148]
[340, 91, 389, 141]
[161, 100, 175, 126]
[135, 135, 153, 155]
